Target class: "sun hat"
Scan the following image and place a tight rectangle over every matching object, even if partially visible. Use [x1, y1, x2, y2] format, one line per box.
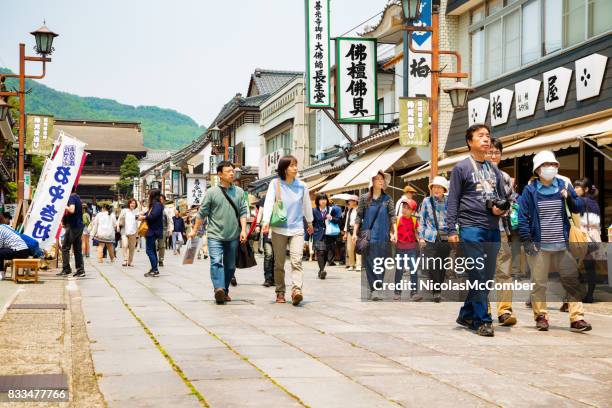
[403, 185, 417, 193]
[399, 197, 418, 211]
[348, 194, 359, 202]
[532, 150, 559, 173]
[368, 169, 391, 189]
[428, 176, 449, 192]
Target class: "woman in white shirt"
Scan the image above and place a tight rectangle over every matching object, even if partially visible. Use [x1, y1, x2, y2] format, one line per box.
[118, 198, 139, 266]
[90, 204, 117, 263]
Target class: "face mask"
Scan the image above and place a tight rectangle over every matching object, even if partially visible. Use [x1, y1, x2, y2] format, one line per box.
[539, 166, 558, 180]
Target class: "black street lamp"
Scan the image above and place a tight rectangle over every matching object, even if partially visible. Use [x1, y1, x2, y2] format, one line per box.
[30, 24, 59, 56]
[444, 81, 473, 109]
[209, 125, 221, 146]
[0, 99, 9, 121]
[401, 0, 422, 23]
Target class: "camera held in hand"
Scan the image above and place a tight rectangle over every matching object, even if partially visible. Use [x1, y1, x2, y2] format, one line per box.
[486, 198, 510, 213]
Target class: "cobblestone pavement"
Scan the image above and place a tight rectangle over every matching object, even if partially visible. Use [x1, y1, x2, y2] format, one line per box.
[72, 250, 612, 407]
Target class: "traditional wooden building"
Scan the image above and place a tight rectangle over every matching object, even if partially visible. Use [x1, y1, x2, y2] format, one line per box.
[52, 119, 147, 202]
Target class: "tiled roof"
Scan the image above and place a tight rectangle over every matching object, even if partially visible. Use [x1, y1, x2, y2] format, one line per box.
[210, 93, 271, 127]
[53, 119, 145, 152]
[250, 69, 303, 96]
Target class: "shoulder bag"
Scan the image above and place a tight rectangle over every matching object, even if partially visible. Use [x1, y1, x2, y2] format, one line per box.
[270, 179, 288, 227]
[430, 196, 448, 242]
[564, 183, 589, 260]
[356, 200, 383, 255]
[138, 209, 150, 237]
[220, 187, 257, 269]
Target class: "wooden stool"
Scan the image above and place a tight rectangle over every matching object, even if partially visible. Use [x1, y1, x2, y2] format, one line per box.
[10, 259, 41, 283]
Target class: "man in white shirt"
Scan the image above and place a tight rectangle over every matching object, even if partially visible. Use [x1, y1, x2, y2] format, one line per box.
[342, 195, 360, 271]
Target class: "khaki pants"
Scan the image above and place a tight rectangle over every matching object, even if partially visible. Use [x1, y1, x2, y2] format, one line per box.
[271, 233, 304, 294]
[97, 242, 115, 262]
[527, 249, 585, 323]
[495, 234, 514, 317]
[345, 231, 361, 268]
[121, 234, 137, 264]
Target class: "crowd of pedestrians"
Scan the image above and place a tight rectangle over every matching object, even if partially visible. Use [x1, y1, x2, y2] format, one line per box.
[44, 123, 606, 338]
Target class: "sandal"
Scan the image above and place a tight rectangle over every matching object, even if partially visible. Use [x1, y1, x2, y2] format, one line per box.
[122, 262, 128, 267]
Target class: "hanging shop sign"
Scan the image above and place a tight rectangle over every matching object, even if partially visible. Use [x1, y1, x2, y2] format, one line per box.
[575, 53, 608, 101]
[543, 66, 572, 111]
[468, 97, 489, 126]
[399, 97, 429, 147]
[514, 78, 541, 119]
[186, 176, 205, 207]
[305, 0, 331, 107]
[25, 114, 55, 156]
[489, 88, 514, 127]
[407, 0, 432, 97]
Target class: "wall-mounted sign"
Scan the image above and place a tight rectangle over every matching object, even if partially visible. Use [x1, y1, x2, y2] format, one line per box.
[408, 0, 432, 97]
[186, 176, 205, 207]
[172, 170, 181, 196]
[24, 170, 31, 200]
[25, 115, 54, 156]
[305, 0, 331, 107]
[259, 148, 284, 178]
[468, 97, 489, 126]
[514, 78, 541, 119]
[399, 97, 429, 147]
[575, 53, 608, 101]
[543, 66, 572, 111]
[489, 88, 514, 127]
[336, 37, 378, 123]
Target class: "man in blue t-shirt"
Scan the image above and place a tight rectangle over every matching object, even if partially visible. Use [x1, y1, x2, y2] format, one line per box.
[58, 191, 86, 277]
[447, 124, 507, 337]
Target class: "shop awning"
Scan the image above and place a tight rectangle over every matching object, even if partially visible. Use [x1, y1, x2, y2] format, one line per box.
[320, 143, 412, 194]
[78, 175, 120, 186]
[403, 116, 612, 181]
[305, 175, 329, 190]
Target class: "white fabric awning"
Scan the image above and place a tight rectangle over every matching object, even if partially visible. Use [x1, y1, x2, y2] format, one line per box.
[402, 116, 612, 181]
[320, 143, 412, 194]
[78, 175, 120, 186]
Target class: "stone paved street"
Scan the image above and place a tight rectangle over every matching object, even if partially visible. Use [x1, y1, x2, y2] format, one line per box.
[76, 250, 612, 407]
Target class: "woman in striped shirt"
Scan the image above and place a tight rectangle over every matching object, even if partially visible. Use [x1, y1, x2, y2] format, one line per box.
[518, 150, 591, 332]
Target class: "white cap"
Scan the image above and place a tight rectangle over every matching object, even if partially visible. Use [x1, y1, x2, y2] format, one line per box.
[532, 150, 559, 173]
[428, 176, 449, 192]
[368, 169, 391, 189]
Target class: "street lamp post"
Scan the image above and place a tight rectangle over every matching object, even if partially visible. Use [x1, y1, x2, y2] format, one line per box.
[400, 1, 471, 181]
[0, 23, 59, 202]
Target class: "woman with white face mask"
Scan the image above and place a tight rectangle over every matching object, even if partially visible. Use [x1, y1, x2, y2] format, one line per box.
[518, 150, 591, 333]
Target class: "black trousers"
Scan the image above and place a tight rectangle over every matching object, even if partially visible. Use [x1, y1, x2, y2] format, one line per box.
[423, 241, 450, 294]
[0, 248, 31, 272]
[62, 226, 85, 273]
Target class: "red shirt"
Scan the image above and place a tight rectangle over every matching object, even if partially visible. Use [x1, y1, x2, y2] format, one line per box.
[397, 215, 418, 249]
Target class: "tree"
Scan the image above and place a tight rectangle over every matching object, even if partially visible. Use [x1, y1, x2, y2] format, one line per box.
[116, 154, 140, 198]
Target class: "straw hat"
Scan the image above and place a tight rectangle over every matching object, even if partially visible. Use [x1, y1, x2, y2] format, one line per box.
[403, 185, 417, 193]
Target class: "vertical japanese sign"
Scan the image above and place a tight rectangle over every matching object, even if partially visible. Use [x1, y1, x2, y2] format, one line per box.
[24, 134, 86, 250]
[408, 0, 432, 97]
[172, 169, 181, 196]
[305, 0, 331, 107]
[187, 176, 205, 207]
[133, 177, 140, 202]
[336, 37, 378, 123]
[24, 170, 32, 200]
[399, 97, 429, 147]
[26, 114, 55, 156]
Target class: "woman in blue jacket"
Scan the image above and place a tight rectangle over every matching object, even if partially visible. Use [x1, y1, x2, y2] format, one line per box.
[518, 151, 591, 332]
[139, 189, 164, 277]
[312, 193, 342, 280]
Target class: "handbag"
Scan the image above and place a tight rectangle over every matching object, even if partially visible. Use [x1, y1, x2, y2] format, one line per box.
[270, 179, 288, 227]
[220, 187, 257, 269]
[138, 210, 150, 237]
[356, 201, 383, 255]
[430, 197, 448, 242]
[565, 197, 589, 261]
[324, 207, 341, 236]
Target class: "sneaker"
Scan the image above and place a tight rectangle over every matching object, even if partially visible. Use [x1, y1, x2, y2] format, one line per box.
[73, 271, 86, 278]
[347, 266, 355, 272]
[276, 293, 286, 303]
[291, 289, 303, 306]
[144, 270, 155, 277]
[214, 288, 226, 305]
[263, 279, 273, 287]
[582, 296, 594, 304]
[559, 302, 569, 312]
[230, 276, 237, 286]
[525, 300, 532, 308]
[432, 293, 442, 303]
[410, 293, 423, 302]
[56, 270, 71, 276]
[535, 315, 549, 331]
[570, 320, 592, 332]
[456, 316, 472, 328]
[370, 290, 382, 301]
[318, 270, 327, 280]
[224, 294, 232, 302]
[498, 313, 517, 326]
[158, 261, 164, 267]
[476, 323, 495, 337]
[393, 293, 401, 301]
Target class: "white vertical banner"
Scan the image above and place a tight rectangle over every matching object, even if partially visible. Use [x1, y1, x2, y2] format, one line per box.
[305, 0, 331, 107]
[186, 176, 206, 207]
[24, 133, 86, 250]
[336, 37, 378, 123]
[408, 0, 432, 97]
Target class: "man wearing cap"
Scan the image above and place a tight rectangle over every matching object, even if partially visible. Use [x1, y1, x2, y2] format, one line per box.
[395, 185, 418, 217]
[342, 195, 360, 272]
[418, 176, 450, 303]
[447, 124, 507, 337]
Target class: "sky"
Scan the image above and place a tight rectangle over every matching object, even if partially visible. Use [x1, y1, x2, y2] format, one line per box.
[1, 0, 390, 126]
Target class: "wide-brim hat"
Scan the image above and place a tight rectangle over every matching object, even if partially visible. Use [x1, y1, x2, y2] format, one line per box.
[368, 169, 391, 189]
[532, 150, 559, 173]
[403, 184, 417, 193]
[428, 176, 449, 192]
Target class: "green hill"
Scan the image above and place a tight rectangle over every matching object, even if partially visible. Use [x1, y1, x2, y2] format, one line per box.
[0, 68, 205, 150]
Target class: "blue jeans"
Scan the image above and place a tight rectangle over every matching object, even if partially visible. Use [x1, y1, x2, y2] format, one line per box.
[457, 226, 501, 329]
[145, 235, 158, 271]
[208, 238, 239, 293]
[395, 248, 417, 295]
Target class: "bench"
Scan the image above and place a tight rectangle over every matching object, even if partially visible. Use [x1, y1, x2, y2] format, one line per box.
[4, 259, 41, 283]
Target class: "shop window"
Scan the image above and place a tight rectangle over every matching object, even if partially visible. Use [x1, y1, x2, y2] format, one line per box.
[544, 0, 563, 54]
[522, 0, 542, 63]
[504, 9, 521, 71]
[486, 20, 503, 79]
[589, 0, 612, 37]
[563, 0, 586, 47]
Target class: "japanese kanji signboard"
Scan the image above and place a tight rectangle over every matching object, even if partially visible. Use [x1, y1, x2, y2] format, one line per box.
[399, 97, 429, 147]
[336, 37, 378, 124]
[186, 176, 205, 207]
[305, 0, 331, 107]
[24, 133, 86, 250]
[408, 0, 432, 97]
[489, 88, 514, 127]
[26, 114, 55, 156]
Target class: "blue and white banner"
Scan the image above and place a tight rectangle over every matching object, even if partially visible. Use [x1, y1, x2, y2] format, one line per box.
[407, 0, 432, 97]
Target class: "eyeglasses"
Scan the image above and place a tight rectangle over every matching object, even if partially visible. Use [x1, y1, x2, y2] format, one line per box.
[487, 151, 501, 157]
